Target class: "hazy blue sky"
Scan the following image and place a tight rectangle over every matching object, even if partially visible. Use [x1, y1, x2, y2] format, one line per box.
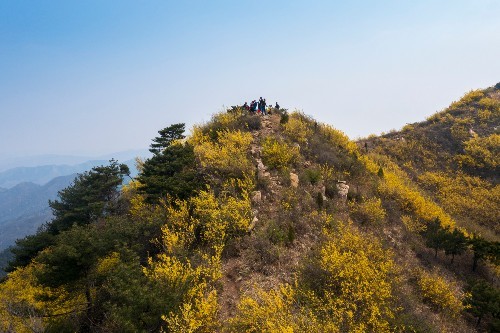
[1, 0, 499, 158]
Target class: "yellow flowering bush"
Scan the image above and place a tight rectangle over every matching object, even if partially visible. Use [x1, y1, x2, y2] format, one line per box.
[478, 97, 500, 112]
[0, 264, 80, 333]
[316, 223, 396, 332]
[417, 270, 465, 317]
[360, 154, 455, 228]
[283, 113, 313, 143]
[458, 134, 500, 169]
[164, 289, 219, 333]
[449, 90, 484, 109]
[350, 197, 387, 225]
[319, 124, 359, 155]
[418, 171, 500, 232]
[193, 129, 253, 177]
[261, 137, 300, 170]
[229, 284, 319, 333]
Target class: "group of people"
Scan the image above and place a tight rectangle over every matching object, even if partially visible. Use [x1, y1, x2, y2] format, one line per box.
[242, 97, 279, 115]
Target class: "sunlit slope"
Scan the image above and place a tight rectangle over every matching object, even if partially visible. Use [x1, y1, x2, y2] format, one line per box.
[1, 98, 498, 332]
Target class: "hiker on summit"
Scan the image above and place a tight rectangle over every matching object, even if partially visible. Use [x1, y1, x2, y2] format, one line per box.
[258, 97, 267, 115]
[250, 100, 258, 113]
[275, 102, 280, 110]
[243, 102, 249, 110]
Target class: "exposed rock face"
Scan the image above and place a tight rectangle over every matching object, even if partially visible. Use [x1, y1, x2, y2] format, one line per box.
[250, 145, 260, 157]
[336, 181, 349, 200]
[290, 172, 299, 188]
[320, 185, 327, 201]
[248, 216, 258, 232]
[251, 191, 262, 204]
[257, 160, 266, 172]
[257, 160, 267, 179]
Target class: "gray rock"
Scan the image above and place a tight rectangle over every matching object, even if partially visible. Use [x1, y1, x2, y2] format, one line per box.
[336, 181, 349, 200]
[251, 191, 262, 203]
[248, 216, 258, 232]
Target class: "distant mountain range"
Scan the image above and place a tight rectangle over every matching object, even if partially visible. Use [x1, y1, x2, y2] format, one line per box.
[0, 158, 141, 189]
[0, 174, 75, 251]
[0, 152, 149, 252]
[0, 149, 150, 173]
[0, 149, 150, 189]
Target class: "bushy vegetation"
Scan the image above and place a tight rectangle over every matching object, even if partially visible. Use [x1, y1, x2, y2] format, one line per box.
[365, 84, 500, 330]
[1, 88, 499, 332]
[138, 123, 202, 203]
[193, 128, 254, 178]
[261, 137, 299, 170]
[416, 269, 465, 317]
[349, 196, 387, 225]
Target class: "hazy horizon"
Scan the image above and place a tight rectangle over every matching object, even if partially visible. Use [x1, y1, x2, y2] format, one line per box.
[1, 0, 499, 157]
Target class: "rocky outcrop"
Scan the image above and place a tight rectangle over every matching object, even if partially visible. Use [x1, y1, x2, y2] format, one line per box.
[251, 191, 262, 204]
[336, 181, 349, 200]
[290, 172, 299, 188]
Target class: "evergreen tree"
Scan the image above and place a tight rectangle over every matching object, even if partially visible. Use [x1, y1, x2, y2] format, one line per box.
[442, 228, 468, 264]
[149, 123, 186, 154]
[470, 235, 491, 271]
[466, 280, 500, 327]
[47, 159, 129, 234]
[7, 160, 129, 271]
[487, 241, 500, 266]
[422, 218, 447, 258]
[7, 231, 54, 271]
[138, 123, 202, 203]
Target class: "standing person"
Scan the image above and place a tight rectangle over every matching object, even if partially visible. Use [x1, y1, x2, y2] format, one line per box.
[251, 100, 258, 113]
[258, 97, 263, 115]
[275, 102, 280, 110]
[260, 97, 266, 115]
[243, 102, 249, 110]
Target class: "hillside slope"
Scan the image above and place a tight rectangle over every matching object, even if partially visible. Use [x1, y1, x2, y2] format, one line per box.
[363, 85, 499, 238]
[0, 95, 498, 332]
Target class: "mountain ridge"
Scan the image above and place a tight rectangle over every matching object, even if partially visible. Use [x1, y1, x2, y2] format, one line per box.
[0, 85, 498, 332]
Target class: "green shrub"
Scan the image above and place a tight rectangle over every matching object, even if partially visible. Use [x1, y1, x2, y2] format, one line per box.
[266, 220, 295, 246]
[241, 114, 262, 131]
[280, 111, 289, 124]
[303, 168, 321, 185]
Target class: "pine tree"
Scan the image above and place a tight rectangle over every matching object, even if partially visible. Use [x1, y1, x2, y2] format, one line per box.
[443, 228, 468, 264]
[149, 123, 186, 154]
[7, 160, 129, 271]
[48, 159, 129, 234]
[422, 218, 447, 258]
[138, 123, 202, 203]
[470, 235, 491, 271]
[466, 280, 500, 327]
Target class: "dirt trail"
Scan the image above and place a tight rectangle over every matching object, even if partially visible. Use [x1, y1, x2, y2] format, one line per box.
[219, 114, 284, 321]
